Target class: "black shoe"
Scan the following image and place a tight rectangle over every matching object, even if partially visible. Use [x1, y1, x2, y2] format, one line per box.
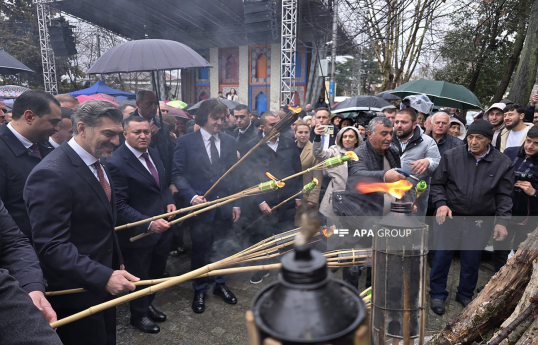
[161, 271, 170, 278]
[148, 304, 166, 322]
[456, 296, 472, 308]
[430, 298, 445, 315]
[477, 285, 485, 293]
[130, 317, 160, 334]
[192, 291, 206, 313]
[213, 285, 238, 304]
[250, 270, 269, 284]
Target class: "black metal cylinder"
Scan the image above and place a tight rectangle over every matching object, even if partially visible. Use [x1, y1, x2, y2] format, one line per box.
[251, 245, 368, 344]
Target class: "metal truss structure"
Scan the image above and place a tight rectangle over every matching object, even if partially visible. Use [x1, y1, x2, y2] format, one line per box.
[280, 0, 297, 106]
[34, 0, 58, 94]
[350, 52, 362, 96]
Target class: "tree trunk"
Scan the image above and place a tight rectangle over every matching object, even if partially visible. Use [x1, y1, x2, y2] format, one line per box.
[507, 0, 538, 105]
[491, 0, 531, 103]
[427, 227, 538, 345]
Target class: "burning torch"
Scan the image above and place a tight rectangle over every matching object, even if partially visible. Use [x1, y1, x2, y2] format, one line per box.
[411, 180, 428, 209]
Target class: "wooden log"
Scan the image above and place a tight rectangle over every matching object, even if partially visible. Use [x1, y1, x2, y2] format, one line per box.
[427, 227, 538, 345]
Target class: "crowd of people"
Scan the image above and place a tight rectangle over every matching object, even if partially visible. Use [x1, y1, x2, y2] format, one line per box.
[1, 88, 538, 344]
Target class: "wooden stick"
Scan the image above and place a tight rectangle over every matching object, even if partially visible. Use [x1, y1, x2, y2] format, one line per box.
[244, 190, 304, 231]
[129, 193, 247, 242]
[280, 161, 325, 182]
[46, 264, 283, 297]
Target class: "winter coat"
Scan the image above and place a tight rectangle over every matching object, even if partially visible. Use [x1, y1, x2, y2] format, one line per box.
[503, 145, 538, 217]
[499, 122, 534, 153]
[484, 113, 505, 150]
[391, 126, 441, 217]
[299, 140, 323, 205]
[449, 117, 467, 141]
[346, 140, 401, 217]
[429, 132, 464, 157]
[312, 126, 362, 217]
[430, 144, 514, 226]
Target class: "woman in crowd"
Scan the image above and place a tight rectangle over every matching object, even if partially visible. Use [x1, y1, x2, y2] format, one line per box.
[227, 88, 239, 101]
[356, 123, 367, 141]
[417, 112, 427, 130]
[448, 117, 467, 140]
[163, 114, 178, 140]
[294, 122, 323, 223]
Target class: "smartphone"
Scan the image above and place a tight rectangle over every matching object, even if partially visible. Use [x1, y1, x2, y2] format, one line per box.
[321, 125, 334, 135]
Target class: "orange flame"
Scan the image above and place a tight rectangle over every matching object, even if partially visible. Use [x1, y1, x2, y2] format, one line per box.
[356, 180, 413, 199]
[288, 106, 302, 113]
[265, 172, 285, 188]
[322, 225, 335, 237]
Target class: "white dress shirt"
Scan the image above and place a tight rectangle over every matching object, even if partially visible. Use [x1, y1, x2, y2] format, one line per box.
[262, 132, 279, 152]
[7, 122, 33, 149]
[49, 137, 60, 148]
[199, 127, 220, 162]
[125, 142, 156, 174]
[68, 138, 109, 184]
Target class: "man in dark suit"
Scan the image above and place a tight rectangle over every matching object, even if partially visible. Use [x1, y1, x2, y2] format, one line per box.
[172, 98, 241, 314]
[232, 104, 259, 153]
[241, 111, 302, 284]
[0, 90, 61, 241]
[0, 198, 62, 344]
[107, 116, 176, 334]
[24, 100, 139, 345]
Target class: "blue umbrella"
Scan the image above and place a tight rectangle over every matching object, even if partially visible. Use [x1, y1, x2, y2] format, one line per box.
[67, 80, 135, 99]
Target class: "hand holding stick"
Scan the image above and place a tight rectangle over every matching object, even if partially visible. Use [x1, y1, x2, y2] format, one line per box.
[411, 180, 428, 208]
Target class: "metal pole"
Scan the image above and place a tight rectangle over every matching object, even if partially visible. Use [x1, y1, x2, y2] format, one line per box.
[96, 34, 101, 57]
[329, 0, 338, 105]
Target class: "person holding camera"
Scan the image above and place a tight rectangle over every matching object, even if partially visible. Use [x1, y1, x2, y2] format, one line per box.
[496, 125, 538, 271]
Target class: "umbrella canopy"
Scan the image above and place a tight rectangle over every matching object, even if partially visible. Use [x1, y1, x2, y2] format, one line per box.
[376, 90, 401, 101]
[166, 100, 188, 109]
[86, 39, 212, 74]
[76, 95, 119, 106]
[67, 80, 135, 99]
[188, 98, 239, 111]
[0, 85, 30, 99]
[390, 79, 483, 110]
[168, 106, 191, 120]
[0, 49, 34, 75]
[332, 95, 393, 114]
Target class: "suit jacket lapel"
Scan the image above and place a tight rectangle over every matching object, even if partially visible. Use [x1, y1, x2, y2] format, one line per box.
[61, 143, 114, 220]
[123, 146, 159, 188]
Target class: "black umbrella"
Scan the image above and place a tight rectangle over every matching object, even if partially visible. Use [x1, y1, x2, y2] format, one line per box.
[0, 49, 34, 75]
[376, 90, 401, 101]
[188, 98, 240, 111]
[332, 95, 392, 114]
[86, 39, 212, 74]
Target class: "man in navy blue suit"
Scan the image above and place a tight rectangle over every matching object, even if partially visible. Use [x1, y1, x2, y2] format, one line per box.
[172, 98, 241, 314]
[107, 116, 176, 334]
[25, 100, 139, 345]
[0, 90, 60, 242]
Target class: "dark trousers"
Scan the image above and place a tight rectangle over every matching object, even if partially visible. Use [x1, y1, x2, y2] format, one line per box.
[0, 269, 62, 344]
[492, 219, 536, 272]
[55, 306, 116, 345]
[120, 231, 170, 321]
[190, 209, 232, 291]
[429, 216, 493, 301]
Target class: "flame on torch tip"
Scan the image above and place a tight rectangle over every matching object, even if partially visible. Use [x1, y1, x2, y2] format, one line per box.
[313, 177, 319, 185]
[345, 151, 359, 161]
[356, 180, 413, 199]
[276, 181, 285, 188]
[266, 172, 279, 181]
[288, 106, 302, 113]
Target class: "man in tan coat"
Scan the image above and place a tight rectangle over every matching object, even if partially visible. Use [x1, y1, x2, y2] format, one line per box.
[499, 104, 533, 152]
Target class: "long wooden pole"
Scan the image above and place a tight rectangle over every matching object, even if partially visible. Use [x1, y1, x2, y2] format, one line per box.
[245, 189, 304, 231]
[129, 195, 243, 242]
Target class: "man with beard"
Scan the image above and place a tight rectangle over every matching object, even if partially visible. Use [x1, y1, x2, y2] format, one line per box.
[499, 104, 533, 152]
[24, 101, 139, 345]
[392, 108, 440, 217]
[232, 104, 259, 153]
[0, 90, 60, 241]
[484, 103, 506, 150]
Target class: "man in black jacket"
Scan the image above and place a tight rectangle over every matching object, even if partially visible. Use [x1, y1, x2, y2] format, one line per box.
[241, 111, 302, 284]
[0, 90, 60, 242]
[107, 116, 176, 334]
[429, 120, 514, 315]
[0, 198, 62, 344]
[232, 104, 259, 153]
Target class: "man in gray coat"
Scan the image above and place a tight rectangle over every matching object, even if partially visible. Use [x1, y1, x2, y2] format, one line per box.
[392, 108, 441, 218]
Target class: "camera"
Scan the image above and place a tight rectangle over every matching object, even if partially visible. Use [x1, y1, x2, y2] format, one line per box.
[514, 172, 535, 192]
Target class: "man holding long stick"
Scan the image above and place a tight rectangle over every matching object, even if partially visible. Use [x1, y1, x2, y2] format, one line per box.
[172, 98, 241, 314]
[24, 101, 139, 345]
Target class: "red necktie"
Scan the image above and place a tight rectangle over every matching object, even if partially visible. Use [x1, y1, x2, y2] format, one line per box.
[29, 143, 42, 159]
[93, 161, 111, 202]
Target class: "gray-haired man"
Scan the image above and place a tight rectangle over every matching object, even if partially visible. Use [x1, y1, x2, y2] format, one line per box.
[25, 100, 139, 345]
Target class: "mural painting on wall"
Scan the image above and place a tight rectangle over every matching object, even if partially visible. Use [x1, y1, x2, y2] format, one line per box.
[196, 50, 210, 84]
[196, 86, 210, 102]
[250, 46, 271, 84]
[219, 47, 239, 85]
